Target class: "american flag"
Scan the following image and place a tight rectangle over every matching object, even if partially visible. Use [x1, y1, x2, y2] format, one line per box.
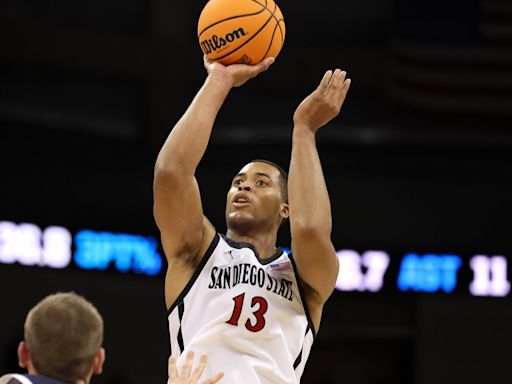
[270, 261, 292, 271]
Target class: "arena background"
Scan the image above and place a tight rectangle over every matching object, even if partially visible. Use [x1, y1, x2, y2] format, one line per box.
[1, 0, 512, 383]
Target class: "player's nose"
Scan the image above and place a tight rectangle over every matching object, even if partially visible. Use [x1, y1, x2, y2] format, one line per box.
[238, 183, 251, 192]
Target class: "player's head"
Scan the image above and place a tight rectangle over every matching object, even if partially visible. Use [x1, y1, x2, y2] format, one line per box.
[226, 160, 289, 234]
[18, 292, 105, 384]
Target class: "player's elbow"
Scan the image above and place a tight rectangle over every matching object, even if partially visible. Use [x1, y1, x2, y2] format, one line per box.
[154, 144, 197, 177]
[291, 220, 331, 239]
[154, 159, 187, 183]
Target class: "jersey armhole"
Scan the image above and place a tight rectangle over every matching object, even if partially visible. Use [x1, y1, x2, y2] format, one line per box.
[167, 233, 220, 315]
[288, 253, 317, 338]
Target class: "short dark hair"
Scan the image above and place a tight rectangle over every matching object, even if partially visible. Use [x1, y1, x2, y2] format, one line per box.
[24, 292, 103, 382]
[250, 159, 288, 203]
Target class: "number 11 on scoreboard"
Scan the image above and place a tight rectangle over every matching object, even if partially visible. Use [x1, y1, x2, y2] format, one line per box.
[469, 255, 511, 297]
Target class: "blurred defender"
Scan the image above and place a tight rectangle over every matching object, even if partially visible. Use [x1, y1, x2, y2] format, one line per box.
[0, 292, 222, 384]
[154, 56, 351, 383]
[0, 292, 105, 384]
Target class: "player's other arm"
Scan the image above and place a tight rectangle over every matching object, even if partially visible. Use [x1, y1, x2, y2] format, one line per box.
[153, 57, 275, 262]
[288, 69, 351, 328]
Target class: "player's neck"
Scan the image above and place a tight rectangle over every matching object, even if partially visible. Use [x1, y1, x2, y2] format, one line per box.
[225, 229, 278, 260]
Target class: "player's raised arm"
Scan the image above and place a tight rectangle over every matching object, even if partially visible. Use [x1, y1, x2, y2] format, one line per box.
[153, 57, 274, 263]
[288, 69, 351, 329]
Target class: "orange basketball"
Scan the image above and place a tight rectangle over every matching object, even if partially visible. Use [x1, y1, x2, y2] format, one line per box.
[197, 0, 285, 66]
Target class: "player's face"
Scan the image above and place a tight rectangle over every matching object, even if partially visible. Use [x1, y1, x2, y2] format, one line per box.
[226, 162, 287, 233]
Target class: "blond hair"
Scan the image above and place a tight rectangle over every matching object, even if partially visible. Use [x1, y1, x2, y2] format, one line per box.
[24, 292, 103, 382]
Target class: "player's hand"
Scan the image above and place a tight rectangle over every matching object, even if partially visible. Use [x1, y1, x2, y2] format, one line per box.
[168, 351, 224, 384]
[204, 55, 274, 88]
[293, 69, 351, 134]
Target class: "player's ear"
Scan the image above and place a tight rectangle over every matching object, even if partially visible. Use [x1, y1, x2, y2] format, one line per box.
[92, 348, 106, 375]
[18, 341, 30, 369]
[280, 202, 289, 220]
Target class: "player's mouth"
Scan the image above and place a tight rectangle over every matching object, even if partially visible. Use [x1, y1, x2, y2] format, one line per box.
[232, 193, 251, 208]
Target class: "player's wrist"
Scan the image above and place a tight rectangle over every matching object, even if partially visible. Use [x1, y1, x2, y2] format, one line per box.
[207, 70, 234, 90]
[293, 123, 317, 138]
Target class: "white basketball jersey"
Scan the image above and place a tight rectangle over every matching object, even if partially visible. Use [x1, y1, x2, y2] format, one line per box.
[168, 234, 315, 383]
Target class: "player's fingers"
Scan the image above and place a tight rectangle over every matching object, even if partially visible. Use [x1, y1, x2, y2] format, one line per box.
[181, 351, 194, 378]
[264, 57, 275, 67]
[338, 79, 352, 98]
[336, 70, 347, 88]
[253, 57, 275, 75]
[336, 78, 352, 104]
[168, 356, 179, 381]
[191, 354, 208, 381]
[201, 372, 224, 384]
[328, 69, 345, 93]
[317, 70, 333, 94]
[343, 78, 352, 92]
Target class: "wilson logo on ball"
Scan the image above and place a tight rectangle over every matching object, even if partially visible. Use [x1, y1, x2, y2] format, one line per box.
[200, 28, 248, 54]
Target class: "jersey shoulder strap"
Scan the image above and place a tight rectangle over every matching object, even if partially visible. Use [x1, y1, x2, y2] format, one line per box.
[0, 374, 33, 384]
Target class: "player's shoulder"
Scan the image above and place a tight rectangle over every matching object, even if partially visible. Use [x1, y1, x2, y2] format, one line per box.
[0, 374, 31, 384]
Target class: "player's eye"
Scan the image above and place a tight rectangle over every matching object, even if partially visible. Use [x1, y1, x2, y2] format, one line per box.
[256, 179, 268, 186]
[233, 179, 242, 186]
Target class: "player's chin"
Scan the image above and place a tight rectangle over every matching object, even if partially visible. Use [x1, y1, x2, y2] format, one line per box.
[227, 209, 253, 221]
[227, 210, 256, 227]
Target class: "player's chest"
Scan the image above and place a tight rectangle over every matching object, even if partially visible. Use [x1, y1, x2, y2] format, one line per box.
[204, 249, 297, 302]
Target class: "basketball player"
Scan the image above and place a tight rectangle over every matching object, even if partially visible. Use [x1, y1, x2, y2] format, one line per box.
[154, 56, 351, 383]
[0, 292, 105, 384]
[0, 292, 222, 384]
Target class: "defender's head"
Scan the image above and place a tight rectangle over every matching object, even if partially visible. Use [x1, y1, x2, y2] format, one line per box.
[18, 292, 105, 384]
[226, 160, 289, 235]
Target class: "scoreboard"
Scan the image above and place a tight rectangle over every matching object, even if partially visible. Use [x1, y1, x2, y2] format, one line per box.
[0, 220, 162, 275]
[335, 249, 510, 298]
[1, 219, 510, 298]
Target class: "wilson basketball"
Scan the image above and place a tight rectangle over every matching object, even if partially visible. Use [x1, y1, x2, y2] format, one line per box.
[197, 0, 285, 66]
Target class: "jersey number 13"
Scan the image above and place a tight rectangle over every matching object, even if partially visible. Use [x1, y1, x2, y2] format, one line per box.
[226, 293, 268, 332]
